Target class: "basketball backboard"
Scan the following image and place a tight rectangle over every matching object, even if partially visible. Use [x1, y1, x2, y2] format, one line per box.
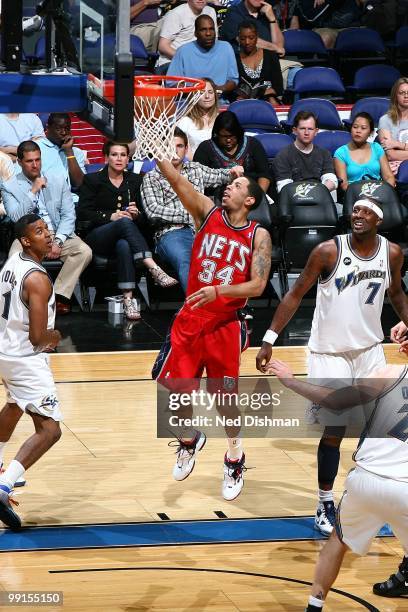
[0, 0, 134, 142]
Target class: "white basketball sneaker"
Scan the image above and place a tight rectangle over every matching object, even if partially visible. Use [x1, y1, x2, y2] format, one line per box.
[315, 501, 336, 536]
[0, 463, 25, 487]
[222, 452, 246, 501]
[170, 431, 206, 481]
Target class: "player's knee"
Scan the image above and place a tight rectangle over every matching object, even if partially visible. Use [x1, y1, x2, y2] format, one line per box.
[47, 421, 62, 445]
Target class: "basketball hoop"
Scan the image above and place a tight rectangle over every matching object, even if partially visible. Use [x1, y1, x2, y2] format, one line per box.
[132, 75, 205, 161]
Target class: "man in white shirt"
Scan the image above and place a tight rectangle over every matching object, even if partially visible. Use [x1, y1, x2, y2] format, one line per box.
[156, 0, 217, 69]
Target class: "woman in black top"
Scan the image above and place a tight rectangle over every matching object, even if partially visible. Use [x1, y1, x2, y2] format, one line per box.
[194, 111, 271, 197]
[77, 142, 177, 320]
[235, 21, 283, 105]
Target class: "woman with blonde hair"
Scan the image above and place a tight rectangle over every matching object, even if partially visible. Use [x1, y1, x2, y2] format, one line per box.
[378, 77, 408, 175]
[177, 78, 219, 156]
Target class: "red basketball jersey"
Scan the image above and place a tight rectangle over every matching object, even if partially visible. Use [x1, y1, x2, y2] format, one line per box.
[187, 207, 260, 314]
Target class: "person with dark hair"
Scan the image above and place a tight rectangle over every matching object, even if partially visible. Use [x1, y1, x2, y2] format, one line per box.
[141, 129, 244, 292]
[0, 213, 62, 530]
[334, 112, 395, 193]
[38, 112, 87, 203]
[274, 110, 337, 194]
[194, 110, 271, 197]
[1, 141, 92, 315]
[77, 142, 177, 320]
[257, 197, 408, 537]
[153, 155, 272, 501]
[166, 15, 238, 99]
[235, 21, 283, 104]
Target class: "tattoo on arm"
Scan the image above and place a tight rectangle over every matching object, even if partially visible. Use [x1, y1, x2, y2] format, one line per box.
[254, 232, 272, 280]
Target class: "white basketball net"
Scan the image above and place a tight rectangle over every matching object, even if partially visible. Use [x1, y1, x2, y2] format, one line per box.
[132, 78, 205, 162]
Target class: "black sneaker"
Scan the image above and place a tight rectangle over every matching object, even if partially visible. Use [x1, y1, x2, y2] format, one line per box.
[373, 556, 408, 597]
[0, 488, 21, 531]
[315, 500, 336, 536]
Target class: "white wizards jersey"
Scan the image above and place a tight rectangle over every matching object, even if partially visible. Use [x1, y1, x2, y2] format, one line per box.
[353, 366, 408, 482]
[309, 234, 390, 353]
[0, 252, 55, 357]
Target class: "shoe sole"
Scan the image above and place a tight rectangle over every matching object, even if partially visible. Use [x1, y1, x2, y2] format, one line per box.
[174, 434, 207, 482]
[0, 500, 21, 531]
[14, 479, 26, 488]
[373, 587, 408, 598]
[314, 522, 333, 536]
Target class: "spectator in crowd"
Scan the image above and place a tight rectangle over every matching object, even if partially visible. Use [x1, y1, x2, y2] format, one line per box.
[273, 110, 337, 194]
[235, 21, 283, 104]
[38, 113, 87, 203]
[177, 78, 219, 157]
[141, 128, 244, 292]
[156, 0, 217, 71]
[270, 0, 299, 29]
[77, 142, 177, 320]
[194, 110, 271, 199]
[0, 150, 15, 186]
[167, 16, 238, 99]
[292, 0, 364, 48]
[335, 112, 395, 193]
[0, 113, 44, 164]
[378, 77, 408, 176]
[1, 141, 92, 315]
[130, 0, 163, 52]
[219, 0, 285, 55]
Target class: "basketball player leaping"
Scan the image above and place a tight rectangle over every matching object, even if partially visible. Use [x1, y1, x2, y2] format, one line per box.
[256, 197, 408, 535]
[152, 159, 272, 500]
[0, 214, 62, 530]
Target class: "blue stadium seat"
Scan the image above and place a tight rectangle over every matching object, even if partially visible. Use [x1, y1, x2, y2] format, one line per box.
[282, 98, 343, 131]
[228, 99, 282, 134]
[287, 67, 345, 102]
[343, 97, 390, 128]
[398, 161, 408, 184]
[313, 130, 352, 156]
[347, 65, 401, 100]
[254, 133, 293, 159]
[283, 30, 328, 66]
[333, 27, 387, 85]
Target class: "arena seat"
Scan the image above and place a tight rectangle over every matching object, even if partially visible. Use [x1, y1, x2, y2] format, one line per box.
[283, 30, 328, 66]
[286, 67, 345, 103]
[277, 180, 339, 289]
[313, 130, 352, 156]
[228, 100, 282, 134]
[281, 98, 344, 131]
[254, 133, 293, 159]
[346, 65, 401, 101]
[343, 97, 390, 129]
[333, 27, 387, 85]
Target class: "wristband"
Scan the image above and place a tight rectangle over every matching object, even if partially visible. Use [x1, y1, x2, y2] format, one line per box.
[263, 329, 278, 345]
[269, 19, 276, 23]
[66, 155, 75, 159]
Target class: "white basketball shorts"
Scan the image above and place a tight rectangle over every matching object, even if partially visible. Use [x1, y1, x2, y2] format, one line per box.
[306, 343, 386, 427]
[0, 353, 62, 421]
[337, 466, 408, 556]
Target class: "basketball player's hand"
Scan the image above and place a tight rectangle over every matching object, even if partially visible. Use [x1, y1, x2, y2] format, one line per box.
[186, 286, 217, 309]
[47, 242, 62, 260]
[43, 330, 62, 352]
[255, 343, 273, 373]
[265, 358, 293, 381]
[390, 321, 408, 351]
[229, 166, 244, 179]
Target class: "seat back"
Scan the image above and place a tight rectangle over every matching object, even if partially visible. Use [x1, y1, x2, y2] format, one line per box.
[254, 133, 293, 160]
[283, 98, 343, 131]
[343, 96, 390, 128]
[278, 180, 338, 271]
[348, 64, 401, 98]
[343, 181, 406, 236]
[335, 28, 386, 54]
[313, 130, 351, 156]
[283, 30, 328, 65]
[292, 67, 345, 101]
[229, 100, 282, 133]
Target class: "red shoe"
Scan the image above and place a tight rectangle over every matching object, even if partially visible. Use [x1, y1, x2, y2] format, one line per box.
[56, 300, 71, 315]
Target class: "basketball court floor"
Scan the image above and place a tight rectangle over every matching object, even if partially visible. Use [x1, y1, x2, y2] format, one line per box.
[0, 305, 406, 611]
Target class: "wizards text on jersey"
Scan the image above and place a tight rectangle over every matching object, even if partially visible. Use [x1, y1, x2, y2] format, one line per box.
[335, 267, 386, 294]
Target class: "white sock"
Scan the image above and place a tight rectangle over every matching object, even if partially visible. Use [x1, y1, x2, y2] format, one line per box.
[309, 595, 324, 608]
[318, 489, 334, 503]
[227, 438, 243, 461]
[0, 460, 25, 491]
[0, 441, 6, 467]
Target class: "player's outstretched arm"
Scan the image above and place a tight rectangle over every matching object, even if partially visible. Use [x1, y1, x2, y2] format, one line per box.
[256, 241, 335, 372]
[156, 159, 214, 227]
[387, 243, 408, 351]
[24, 272, 61, 352]
[186, 227, 272, 309]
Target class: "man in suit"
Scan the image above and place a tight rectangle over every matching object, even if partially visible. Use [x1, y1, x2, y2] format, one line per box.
[1, 140, 92, 315]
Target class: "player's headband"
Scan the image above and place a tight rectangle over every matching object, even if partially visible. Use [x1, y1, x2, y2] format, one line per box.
[353, 199, 383, 219]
